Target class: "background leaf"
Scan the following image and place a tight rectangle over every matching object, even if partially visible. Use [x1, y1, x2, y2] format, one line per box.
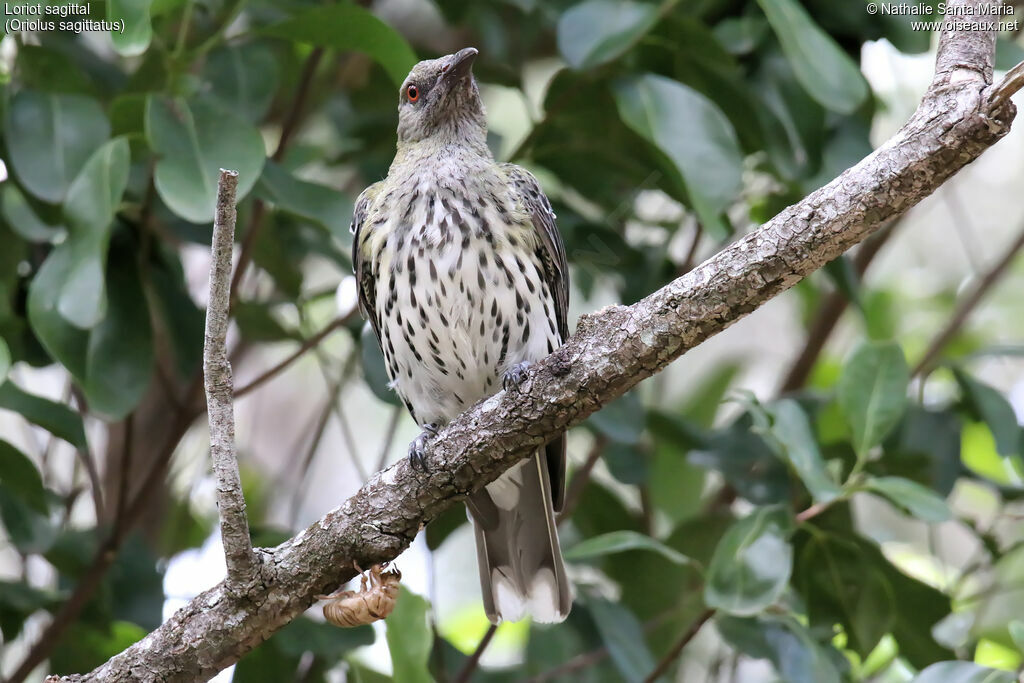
[705, 506, 793, 615]
[558, 0, 660, 70]
[385, 587, 432, 683]
[838, 341, 910, 458]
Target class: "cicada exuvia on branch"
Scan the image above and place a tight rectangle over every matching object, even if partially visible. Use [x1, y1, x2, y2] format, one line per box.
[317, 563, 401, 627]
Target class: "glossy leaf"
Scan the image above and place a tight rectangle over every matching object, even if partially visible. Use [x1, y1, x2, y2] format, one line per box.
[565, 530, 693, 566]
[59, 137, 131, 329]
[385, 587, 432, 683]
[705, 506, 792, 615]
[588, 596, 657, 682]
[614, 74, 742, 240]
[717, 614, 842, 683]
[256, 161, 354, 240]
[0, 440, 46, 513]
[955, 370, 1021, 458]
[0, 184, 65, 243]
[911, 662, 1015, 683]
[108, 0, 154, 56]
[838, 341, 910, 458]
[4, 91, 110, 203]
[146, 96, 266, 224]
[754, 0, 868, 114]
[262, 5, 417, 87]
[202, 43, 280, 123]
[866, 476, 952, 522]
[558, 0, 659, 70]
[0, 382, 87, 448]
[1009, 620, 1024, 653]
[765, 399, 842, 503]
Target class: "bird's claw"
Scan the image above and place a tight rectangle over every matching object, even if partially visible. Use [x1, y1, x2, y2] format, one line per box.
[502, 361, 532, 393]
[408, 423, 439, 471]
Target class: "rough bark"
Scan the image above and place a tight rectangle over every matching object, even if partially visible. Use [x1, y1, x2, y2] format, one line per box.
[50, 4, 1020, 681]
[203, 170, 259, 591]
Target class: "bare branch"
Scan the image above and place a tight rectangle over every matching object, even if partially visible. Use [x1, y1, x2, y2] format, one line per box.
[233, 316, 348, 398]
[643, 608, 715, 682]
[47, 8, 1017, 681]
[204, 169, 259, 591]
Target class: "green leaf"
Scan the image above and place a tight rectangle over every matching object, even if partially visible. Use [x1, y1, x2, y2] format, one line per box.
[565, 530, 693, 566]
[385, 587, 432, 683]
[587, 596, 658, 683]
[59, 137, 131, 329]
[28, 238, 154, 419]
[688, 416, 792, 505]
[108, 0, 153, 56]
[754, 0, 868, 114]
[865, 476, 952, 522]
[587, 391, 644, 444]
[764, 399, 842, 503]
[557, 0, 660, 70]
[0, 382, 87, 448]
[234, 302, 298, 343]
[613, 74, 742, 240]
[0, 338, 8, 385]
[0, 482, 55, 554]
[202, 43, 280, 123]
[0, 184, 66, 243]
[838, 341, 910, 458]
[50, 621, 147, 676]
[705, 506, 793, 615]
[0, 580, 55, 641]
[911, 662, 1015, 683]
[1009, 620, 1024, 653]
[275, 617, 374, 660]
[262, 5, 417, 87]
[955, 370, 1021, 458]
[717, 614, 842, 683]
[4, 91, 110, 203]
[146, 96, 266, 224]
[0, 440, 46, 513]
[794, 531, 896, 657]
[256, 161, 354, 240]
[360, 324, 401, 406]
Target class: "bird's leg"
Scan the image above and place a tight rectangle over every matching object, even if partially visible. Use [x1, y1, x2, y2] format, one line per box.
[408, 422, 439, 471]
[502, 361, 532, 392]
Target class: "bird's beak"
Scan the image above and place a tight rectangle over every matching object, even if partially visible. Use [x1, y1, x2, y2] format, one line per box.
[442, 47, 478, 85]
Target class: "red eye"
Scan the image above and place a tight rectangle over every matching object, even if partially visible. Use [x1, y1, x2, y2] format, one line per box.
[407, 85, 419, 102]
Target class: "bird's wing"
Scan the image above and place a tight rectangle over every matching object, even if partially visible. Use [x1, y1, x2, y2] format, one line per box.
[351, 182, 384, 343]
[500, 164, 569, 340]
[501, 163, 569, 511]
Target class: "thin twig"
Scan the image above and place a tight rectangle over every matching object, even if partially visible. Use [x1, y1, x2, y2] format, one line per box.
[112, 414, 133, 538]
[912, 219, 1024, 376]
[205, 169, 259, 590]
[453, 624, 498, 683]
[374, 405, 403, 473]
[988, 59, 1024, 110]
[643, 608, 715, 682]
[234, 317, 348, 398]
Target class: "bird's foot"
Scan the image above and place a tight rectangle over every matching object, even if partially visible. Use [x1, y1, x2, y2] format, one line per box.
[408, 423, 439, 471]
[502, 361, 532, 393]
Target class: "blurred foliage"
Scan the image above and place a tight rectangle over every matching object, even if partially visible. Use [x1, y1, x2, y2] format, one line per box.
[0, 0, 1022, 681]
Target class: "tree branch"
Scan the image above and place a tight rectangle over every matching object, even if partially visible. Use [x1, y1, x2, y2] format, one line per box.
[48, 9, 1018, 681]
[204, 169, 258, 590]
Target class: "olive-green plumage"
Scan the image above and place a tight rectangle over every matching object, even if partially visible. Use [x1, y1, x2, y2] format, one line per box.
[350, 48, 572, 624]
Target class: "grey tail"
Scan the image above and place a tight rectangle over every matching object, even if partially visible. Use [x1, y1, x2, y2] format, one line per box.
[467, 451, 572, 624]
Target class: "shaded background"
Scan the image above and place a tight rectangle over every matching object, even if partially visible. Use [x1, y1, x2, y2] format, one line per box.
[1, 0, 1024, 681]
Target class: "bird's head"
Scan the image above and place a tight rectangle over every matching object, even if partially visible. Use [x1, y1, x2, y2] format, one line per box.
[396, 47, 487, 151]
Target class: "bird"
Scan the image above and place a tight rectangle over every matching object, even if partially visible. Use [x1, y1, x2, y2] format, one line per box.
[350, 47, 572, 624]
